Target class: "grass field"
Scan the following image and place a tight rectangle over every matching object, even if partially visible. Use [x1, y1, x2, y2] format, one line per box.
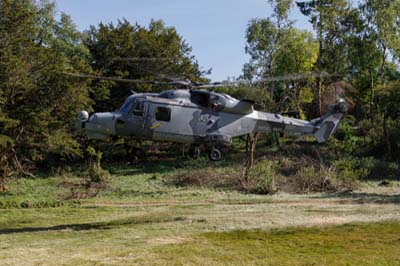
[0, 161, 400, 265]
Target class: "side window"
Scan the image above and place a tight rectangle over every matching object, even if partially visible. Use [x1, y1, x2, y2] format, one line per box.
[155, 107, 171, 122]
[133, 100, 145, 116]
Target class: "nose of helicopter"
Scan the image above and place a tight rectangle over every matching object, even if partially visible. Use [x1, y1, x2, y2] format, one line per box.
[77, 111, 117, 140]
[89, 112, 117, 133]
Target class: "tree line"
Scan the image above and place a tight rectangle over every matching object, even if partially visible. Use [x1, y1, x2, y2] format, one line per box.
[243, 0, 400, 161]
[0, 0, 399, 178]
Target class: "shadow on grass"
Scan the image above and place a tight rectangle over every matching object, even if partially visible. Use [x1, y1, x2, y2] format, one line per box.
[105, 153, 245, 177]
[319, 192, 400, 204]
[0, 214, 186, 235]
[106, 161, 182, 177]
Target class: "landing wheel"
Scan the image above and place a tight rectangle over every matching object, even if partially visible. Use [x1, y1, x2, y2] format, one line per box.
[189, 145, 201, 159]
[127, 147, 145, 162]
[208, 147, 222, 161]
[134, 148, 145, 158]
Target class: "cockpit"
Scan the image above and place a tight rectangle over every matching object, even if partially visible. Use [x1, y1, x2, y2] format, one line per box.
[119, 96, 135, 114]
[118, 96, 146, 116]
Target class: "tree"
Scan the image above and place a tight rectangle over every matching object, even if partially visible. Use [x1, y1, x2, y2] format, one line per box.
[0, 0, 92, 177]
[359, 0, 400, 120]
[244, 0, 293, 81]
[296, 0, 350, 116]
[243, 8, 318, 115]
[84, 19, 207, 112]
[273, 28, 319, 116]
[377, 81, 400, 157]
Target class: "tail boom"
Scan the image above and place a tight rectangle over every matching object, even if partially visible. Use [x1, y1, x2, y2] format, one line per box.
[251, 99, 347, 143]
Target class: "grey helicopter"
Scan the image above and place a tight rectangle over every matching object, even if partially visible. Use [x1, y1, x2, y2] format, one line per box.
[72, 72, 347, 161]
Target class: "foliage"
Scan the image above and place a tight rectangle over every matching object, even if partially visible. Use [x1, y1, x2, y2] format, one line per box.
[0, 0, 399, 180]
[84, 19, 207, 111]
[0, 0, 92, 177]
[241, 161, 277, 194]
[278, 164, 357, 193]
[84, 147, 110, 184]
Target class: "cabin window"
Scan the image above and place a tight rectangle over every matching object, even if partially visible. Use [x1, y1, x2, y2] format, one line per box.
[133, 100, 145, 116]
[155, 107, 171, 122]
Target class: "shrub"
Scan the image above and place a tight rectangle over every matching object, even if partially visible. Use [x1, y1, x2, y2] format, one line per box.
[281, 165, 356, 193]
[171, 167, 235, 189]
[84, 147, 110, 184]
[333, 157, 370, 181]
[169, 161, 278, 195]
[240, 161, 278, 194]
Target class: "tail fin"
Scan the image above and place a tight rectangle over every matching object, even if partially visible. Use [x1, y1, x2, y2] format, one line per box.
[312, 99, 347, 143]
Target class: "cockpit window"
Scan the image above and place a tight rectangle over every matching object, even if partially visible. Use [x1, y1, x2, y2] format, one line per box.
[119, 98, 134, 114]
[133, 100, 145, 116]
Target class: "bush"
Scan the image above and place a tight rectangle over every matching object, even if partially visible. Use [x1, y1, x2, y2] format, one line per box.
[333, 157, 371, 181]
[87, 162, 110, 184]
[169, 161, 278, 195]
[171, 167, 236, 189]
[241, 161, 277, 194]
[280, 165, 356, 193]
[84, 147, 110, 184]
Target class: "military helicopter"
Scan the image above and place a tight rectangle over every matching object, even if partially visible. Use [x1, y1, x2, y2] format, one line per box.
[72, 72, 347, 161]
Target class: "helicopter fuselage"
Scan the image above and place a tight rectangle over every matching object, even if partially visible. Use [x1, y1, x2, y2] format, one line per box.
[77, 89, 347, 160]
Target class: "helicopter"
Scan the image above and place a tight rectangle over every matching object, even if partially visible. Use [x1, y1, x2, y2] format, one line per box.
[72, 72, 347, 161]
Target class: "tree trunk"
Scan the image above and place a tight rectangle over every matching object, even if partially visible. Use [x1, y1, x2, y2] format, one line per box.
[315, 76, 322, 117]
[245, 135, 249, 155]
[383, 113, 391, 155]
[246, 133, 259, 170]
[314, 21, 323, 118]
[369, 68, 374, 125]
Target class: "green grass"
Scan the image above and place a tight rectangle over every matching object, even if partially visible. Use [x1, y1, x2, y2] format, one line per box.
[0, 200, 399, 265]
[1, 160, 400, 265]
[1, 208, 399, 266]
[150, 222, 400, 266]
[0, 177, 72, 208]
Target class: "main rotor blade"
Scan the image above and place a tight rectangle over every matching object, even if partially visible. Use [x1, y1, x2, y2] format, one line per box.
[63, 71, 334, 89]
[196, 82, 226, 89]
[62, 72, 171, 85]
[257, 72, 331, 83]
[196, 72, 332, 89]
[112, 57, 178, 62]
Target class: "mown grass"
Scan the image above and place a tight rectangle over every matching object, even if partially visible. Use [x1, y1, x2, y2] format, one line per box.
[2, 137, 397, 209]
[1, 202, 400, 265]
[149, 222, 400, 266]
[0, 150, 399, 265]
[0, 177, 72, 208]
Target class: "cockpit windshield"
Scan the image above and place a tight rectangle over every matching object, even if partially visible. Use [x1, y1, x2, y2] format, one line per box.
[119, 98, 134, 114]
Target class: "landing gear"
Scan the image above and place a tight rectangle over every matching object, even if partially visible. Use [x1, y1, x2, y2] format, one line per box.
[189, 144, 201, 159]
[126, 146, 145, 163]
[208, 145, 222, 161]
[133, 147, 145, 158]
[188, 143, 224, 161]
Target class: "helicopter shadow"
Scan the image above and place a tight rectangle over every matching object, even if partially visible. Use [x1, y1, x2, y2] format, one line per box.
[0, 222, 111, 235]
[317, 191, 400, 204]
[0, 214, 185, 235]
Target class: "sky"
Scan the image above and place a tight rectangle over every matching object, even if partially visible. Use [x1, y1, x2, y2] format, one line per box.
[55, 0, 313, 81]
